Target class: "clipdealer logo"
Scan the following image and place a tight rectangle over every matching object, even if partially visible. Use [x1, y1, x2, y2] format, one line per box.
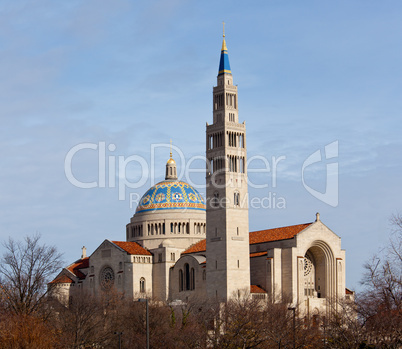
[302, 141, 339, 207]
[64, 141, 338, 208]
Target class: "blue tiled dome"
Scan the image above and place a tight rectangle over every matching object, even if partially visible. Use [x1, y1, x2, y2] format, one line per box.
[135, 181, 206, 214]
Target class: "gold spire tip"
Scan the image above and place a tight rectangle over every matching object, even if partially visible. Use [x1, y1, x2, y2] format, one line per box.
[222, 21, 225, 38]
[169, 139, 172, 158]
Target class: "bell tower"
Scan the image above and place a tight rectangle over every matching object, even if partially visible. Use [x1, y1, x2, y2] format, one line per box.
[206, 27, 250, 301]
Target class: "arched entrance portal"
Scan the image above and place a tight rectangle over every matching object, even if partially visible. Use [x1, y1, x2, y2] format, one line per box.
[303, 241, 335, 301]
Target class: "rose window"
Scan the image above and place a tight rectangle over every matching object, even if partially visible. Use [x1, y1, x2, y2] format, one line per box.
[100, 267, 115, 290]
[304, 254, 313, 276]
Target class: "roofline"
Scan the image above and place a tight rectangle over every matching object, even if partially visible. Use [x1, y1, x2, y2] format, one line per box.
[108, 239, 126, 254]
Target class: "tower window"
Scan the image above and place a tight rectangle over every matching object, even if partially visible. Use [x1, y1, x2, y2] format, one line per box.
[234, 192, 240, 207]
[212, 192, 219, 208]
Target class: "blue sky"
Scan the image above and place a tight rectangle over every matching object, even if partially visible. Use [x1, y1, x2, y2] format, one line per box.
[1, 0, 401, 291]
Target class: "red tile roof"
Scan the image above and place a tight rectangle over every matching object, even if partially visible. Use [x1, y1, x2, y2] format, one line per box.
[250, 251, 268, 258]
[112, 241, 152, 256]
[182, 239, 206, 255]
[49, 274, 74, 284]
[67, 257, 89, 280]
[250, 285, 266, 294]
[249, 223, 312, 245]
[182, 223, 313, 255]
[345, 288, 354, 295]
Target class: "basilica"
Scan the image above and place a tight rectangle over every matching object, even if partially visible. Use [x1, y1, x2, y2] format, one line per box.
[50, 33, 349, 315]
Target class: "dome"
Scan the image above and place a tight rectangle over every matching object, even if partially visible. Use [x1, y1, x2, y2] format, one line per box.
[167, 158, 176, 165]
[135, 180, 206, 214]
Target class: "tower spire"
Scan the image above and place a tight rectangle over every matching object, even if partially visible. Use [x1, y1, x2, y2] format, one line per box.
[218, 22, 231, 76]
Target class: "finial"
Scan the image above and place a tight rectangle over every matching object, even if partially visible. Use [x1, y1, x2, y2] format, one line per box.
[81, 246, 87, 259]
[222, 21, 225, 38]
[165, 141, 177, 180]
[316, 212, 320, 222]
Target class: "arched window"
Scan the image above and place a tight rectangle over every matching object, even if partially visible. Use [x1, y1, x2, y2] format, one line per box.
[234, 192, 240, 207]
[190, 268, 195, 290]
[185, 263, 190, 291]
[212, 192, 219, 208]
[140, 277, 145, 293]
[179, 269, 183, 292]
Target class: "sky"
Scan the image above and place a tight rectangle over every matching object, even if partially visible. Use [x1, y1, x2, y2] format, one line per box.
[0, 0, 401, 291]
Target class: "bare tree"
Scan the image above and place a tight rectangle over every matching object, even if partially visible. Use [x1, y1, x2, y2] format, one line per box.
[219, 294, 267, 349]
[325, 296, 364, 349]
[53, 291, 118, 349]
[0, 313, 59, 349]
[356, 214, 402, 348]
[0, 234, 63, 315]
